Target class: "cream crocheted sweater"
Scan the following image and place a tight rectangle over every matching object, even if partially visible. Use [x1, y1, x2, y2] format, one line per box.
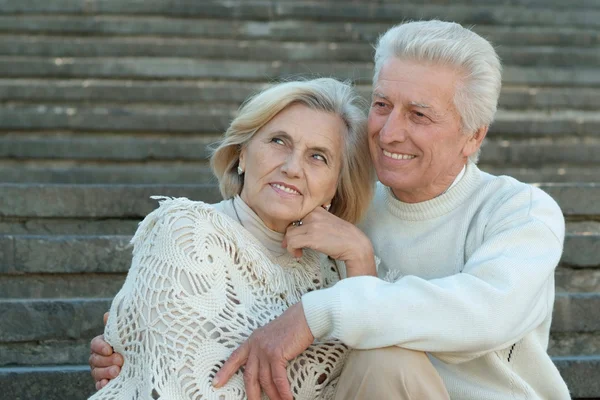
[89, 197, 347, 400]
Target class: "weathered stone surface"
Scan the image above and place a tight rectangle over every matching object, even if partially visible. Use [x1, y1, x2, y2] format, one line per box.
[499, 87, 600, 111]
[552, 293, 600, 333]
[480, 165, 600, 183]
[538, 183, 600, 216]
[2, 16, 599, 48]
[550, 332, 600, 357]
[563, 233, 600, 268]
[0, 104, 233, 133]
[490, 110, 600, 137]
[0, 235, 132, 274]
[1, 36, 598, 67]
[0, 132, 218, 160]
[2, 1, 600, 29]
[0, 184, 222, 217]
[556, 268, 600, 293]
[0, 78, 263, 104]
[0, 340, 90, 366]
[0, 162, 215, 184]
[0, 273, 125, 299]
[475, 138, 600, 165]
[0, 365, 95, 400]
[0, 298, 110, 342]
[553, 356, 600, 399]
[0, 218, 139, 235]
[2, 58, 598, 87]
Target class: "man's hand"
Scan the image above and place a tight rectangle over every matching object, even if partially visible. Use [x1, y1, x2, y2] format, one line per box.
[284, 207, 377, 277]
[89, 312, 124, 390]
[213, 303, 314, 400]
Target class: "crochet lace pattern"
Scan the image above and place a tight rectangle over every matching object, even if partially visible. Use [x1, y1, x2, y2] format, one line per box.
[89, 198, 348, 400]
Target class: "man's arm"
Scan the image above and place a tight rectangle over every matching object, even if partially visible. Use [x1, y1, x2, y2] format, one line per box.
[302, 192, 564, 358]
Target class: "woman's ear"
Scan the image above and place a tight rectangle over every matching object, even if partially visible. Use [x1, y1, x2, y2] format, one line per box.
[238, 148, 246, 173]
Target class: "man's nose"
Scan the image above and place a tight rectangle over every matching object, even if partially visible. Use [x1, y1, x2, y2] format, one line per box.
[379, 113, 408, 144]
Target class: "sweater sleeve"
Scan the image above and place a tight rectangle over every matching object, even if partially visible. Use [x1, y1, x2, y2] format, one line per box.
[301, 187, 565, 361]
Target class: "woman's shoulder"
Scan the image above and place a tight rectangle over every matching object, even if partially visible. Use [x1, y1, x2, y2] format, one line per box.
[130, 196, 239, 248]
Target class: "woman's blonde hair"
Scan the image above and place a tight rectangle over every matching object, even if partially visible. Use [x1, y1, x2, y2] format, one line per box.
[210, 78, 374, 224]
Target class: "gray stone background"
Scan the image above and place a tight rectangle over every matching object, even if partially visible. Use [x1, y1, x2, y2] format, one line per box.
[0, 1, 599, 398]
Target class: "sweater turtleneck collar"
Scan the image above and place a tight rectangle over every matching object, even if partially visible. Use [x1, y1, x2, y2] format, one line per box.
[384, 161, 482, 221]
[220, 195, 288, 257]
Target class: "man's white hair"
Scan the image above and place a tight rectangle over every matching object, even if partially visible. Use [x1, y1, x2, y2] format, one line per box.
[373, 20, 502, 163]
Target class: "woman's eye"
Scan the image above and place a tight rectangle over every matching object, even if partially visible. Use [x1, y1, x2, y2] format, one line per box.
[312, 154, 327, 163]
[271, 137, 284, 145]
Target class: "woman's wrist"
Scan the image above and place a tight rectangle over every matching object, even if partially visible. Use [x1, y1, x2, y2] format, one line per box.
[344, 240, 377, 277]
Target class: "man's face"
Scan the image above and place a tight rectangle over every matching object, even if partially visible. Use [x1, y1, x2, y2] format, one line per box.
[368, 58, 482, 203]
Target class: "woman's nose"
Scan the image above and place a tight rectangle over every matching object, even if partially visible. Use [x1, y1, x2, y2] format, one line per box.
[281, 153, 303, 178]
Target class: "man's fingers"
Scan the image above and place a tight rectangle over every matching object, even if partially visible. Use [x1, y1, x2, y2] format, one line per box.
[272, 362, 293, 400]
[90, 335, 113, 357]
[103, 312, 110, 326]
[91, 365, 120, 383]
[258, 362, 282, 400]
[213, 343, 249, 388]
[243, 354, 262, 400]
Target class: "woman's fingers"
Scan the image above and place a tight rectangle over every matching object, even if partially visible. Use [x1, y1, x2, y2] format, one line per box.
[90, 334, 113, 357]
[103, 312, 110, 325]
[256, 359, 281, 400]
[91, 365, 121, 383]
[89, 352, 123, 369]
[271, 361, 293, 400]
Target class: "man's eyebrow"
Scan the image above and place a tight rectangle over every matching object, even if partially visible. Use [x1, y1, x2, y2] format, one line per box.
[409, 101, 432, 109]
[372, 92, 389, 100]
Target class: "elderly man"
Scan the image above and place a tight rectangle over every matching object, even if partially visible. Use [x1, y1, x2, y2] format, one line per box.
[91, 20, 570, 399]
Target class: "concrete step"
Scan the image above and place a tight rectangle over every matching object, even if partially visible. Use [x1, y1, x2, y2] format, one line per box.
[1, 36, 598, 67]
[1, 103, 598, 134]
[0, 359, 597, 400]
[0, 161, 215, 184]
[0, 227, 596, 274]
[0, 274, 126, 299]
[0, 183, 596, 218]
[0, 58, 598, 87]
[479, 165, 600, 183]
[0, 184, 222, 218]
[1, 80, 599, 111]
[0, 218, 138, 236]
[2, 1, 600, 29]
[1, 16, 599, 47]
[0, 294, 596, 342]
[0, 365, 95, 400]
[3, 134, 600, 167]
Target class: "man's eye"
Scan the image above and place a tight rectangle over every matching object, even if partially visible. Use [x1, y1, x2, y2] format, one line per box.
[271, 137, 284, 145]
[414, 111, 426, 118]
[373, 101, 387, 108]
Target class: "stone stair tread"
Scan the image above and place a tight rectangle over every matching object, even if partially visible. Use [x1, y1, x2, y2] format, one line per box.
[0, 274, 126, 299]
[3, 134, 600, 166]
[0, 58, 599, 87]
[1, 80, 600, 111]
[2, 1, 600, 28]
[2, 360, 596, 400]
[0, 295, 596, 343]
[1, 103, 599, 134]
[0, 36, 598, 67]
[1, 16, 599, 47]
[0, 182, 597, 217]
[479, 165, 600, 184]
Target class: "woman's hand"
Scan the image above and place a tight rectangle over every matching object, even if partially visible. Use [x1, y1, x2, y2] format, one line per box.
[283, 207, 377, 277]
[89, 312, 124, 390]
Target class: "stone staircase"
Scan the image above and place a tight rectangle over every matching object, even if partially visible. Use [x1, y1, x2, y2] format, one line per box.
[0, 1, 598, 398]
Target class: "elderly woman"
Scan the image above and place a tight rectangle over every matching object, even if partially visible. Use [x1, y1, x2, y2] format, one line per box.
[88, 78, 375, 400]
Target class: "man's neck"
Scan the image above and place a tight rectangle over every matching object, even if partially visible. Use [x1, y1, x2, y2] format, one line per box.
[391, 164, 467, 203]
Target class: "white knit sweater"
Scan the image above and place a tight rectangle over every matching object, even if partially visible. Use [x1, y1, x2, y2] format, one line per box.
[302, 162, 571, 400]
[90, 196, 347, 400]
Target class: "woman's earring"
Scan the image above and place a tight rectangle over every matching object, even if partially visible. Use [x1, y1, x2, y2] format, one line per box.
[237, 166, 244, 175]
[324, 204, 331, 212]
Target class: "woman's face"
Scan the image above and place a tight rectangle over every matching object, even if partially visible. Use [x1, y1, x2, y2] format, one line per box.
[239, 103, 345, 233]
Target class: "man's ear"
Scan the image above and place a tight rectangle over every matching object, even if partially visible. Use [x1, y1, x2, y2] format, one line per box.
[462, 126, 488, 158]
